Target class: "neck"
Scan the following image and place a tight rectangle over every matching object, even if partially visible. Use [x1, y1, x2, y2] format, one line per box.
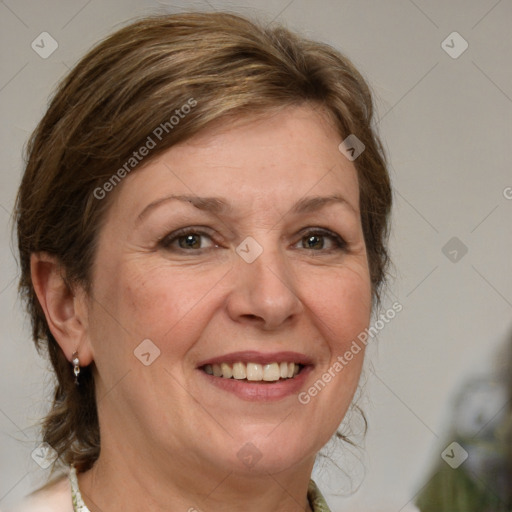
[78, 441, 315, 512]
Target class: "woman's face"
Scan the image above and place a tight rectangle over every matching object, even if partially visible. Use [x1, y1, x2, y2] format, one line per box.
[85, 105, 372, 476]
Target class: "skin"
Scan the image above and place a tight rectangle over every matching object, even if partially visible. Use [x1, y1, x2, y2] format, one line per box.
[32, 105, 372, 512]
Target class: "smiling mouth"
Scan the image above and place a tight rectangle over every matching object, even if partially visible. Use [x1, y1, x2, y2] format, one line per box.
[201, 362, 303, 382]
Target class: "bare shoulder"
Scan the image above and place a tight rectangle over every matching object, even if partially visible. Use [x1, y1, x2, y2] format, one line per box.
[7, 474, 72, 512]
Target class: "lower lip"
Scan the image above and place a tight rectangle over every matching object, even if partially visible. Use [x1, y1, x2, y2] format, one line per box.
[198, 366, 313, 402]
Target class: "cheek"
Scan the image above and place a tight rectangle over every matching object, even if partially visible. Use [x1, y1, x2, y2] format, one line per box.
[297, 263, 371, 425]
[303, 263, 372, 352]
[91, 260, 224, 355]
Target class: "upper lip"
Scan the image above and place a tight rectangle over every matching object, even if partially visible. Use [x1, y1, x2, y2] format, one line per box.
[196, 351, 313, 367]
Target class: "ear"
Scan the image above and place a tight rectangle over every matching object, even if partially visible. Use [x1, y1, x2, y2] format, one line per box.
[30, 252, 94, 366]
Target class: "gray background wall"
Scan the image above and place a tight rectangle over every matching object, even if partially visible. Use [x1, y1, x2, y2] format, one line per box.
[1, 1, 511, 511]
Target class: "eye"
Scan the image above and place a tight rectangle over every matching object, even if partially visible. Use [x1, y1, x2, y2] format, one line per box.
[295, 228, 347, 252]
[160, 228, 218, 251]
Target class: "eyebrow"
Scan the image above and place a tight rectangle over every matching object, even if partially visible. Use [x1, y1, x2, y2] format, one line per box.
[137, 195, 231, 223]
[291, 194, 357, 215]
[136, 193, 356, 223]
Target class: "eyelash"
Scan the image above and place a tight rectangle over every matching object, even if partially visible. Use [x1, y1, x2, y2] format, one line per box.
[298, 228, 348, 252]
[159, 227, 218, 251]
[159, 226, 347, 253]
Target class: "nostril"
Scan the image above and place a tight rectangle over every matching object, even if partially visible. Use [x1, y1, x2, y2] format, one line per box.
[241, 314, 263, 321]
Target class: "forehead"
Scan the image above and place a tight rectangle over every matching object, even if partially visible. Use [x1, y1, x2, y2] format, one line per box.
[108, 105, 360, 220]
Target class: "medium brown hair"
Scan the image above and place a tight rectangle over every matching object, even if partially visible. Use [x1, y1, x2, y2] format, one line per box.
[16, 11, 392, 472]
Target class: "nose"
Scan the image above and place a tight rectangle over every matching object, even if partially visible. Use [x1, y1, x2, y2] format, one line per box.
[225, 243, 304, 331]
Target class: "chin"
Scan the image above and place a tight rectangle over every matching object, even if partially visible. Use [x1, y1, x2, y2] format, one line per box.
[226, 430, 318, 476]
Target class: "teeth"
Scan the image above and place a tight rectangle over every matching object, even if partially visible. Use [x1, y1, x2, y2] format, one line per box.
[246, 363, 263, 381]
[220, 363, 232, 379]
[212, 364, 222, 377]
[263, 363, 280, 381]
[203, 361, 302, 381]
[232, 362, 246, 380]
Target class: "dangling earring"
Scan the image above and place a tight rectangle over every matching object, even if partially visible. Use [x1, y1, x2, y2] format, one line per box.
[72, 351, 80, 385]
